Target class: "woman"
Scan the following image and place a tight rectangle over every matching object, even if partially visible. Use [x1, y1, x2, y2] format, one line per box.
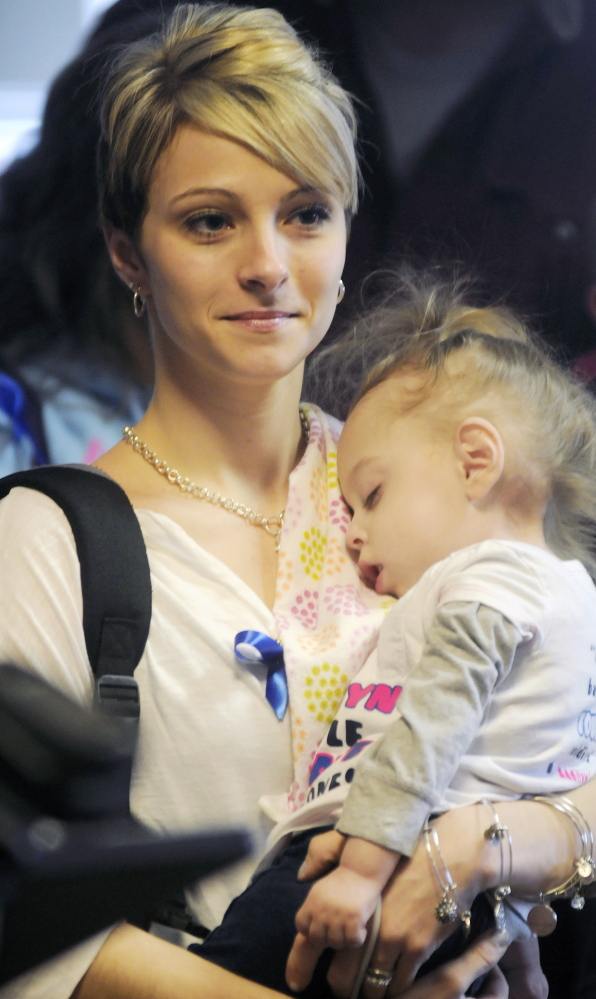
[0, 5, 588, 998]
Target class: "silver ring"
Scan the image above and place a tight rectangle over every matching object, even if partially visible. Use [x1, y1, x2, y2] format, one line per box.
[364, 967, 393, 988]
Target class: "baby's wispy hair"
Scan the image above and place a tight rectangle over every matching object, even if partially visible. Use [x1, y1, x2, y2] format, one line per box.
[311, 268, 596, 576]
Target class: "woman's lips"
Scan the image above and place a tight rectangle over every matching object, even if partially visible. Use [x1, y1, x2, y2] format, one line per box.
[221, 311, 297, 331]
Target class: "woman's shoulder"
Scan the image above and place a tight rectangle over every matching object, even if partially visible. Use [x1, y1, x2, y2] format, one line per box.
[0, 485, 92, 699]
[0, 483, 74, 532]
[0, 485, 79, 580]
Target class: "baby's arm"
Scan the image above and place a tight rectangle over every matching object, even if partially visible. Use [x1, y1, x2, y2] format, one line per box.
[287, 603, 520, 992]
[337, 602, 517, 853]
[294, 836, 400, 950]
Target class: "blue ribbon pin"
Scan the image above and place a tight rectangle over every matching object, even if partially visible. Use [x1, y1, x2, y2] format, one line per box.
[234, 630, 288, 720]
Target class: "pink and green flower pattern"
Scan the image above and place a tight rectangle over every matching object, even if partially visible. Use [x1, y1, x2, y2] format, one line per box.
[274, 406, 392, 811]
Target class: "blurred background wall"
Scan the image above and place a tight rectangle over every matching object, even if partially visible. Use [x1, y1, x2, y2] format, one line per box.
[0, 0, 113, 171]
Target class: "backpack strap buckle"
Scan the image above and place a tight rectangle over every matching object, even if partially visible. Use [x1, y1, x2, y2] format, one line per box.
[95, 675, 140, 720]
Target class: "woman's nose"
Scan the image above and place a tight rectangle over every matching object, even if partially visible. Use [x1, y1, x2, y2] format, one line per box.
[238, 226, 289, 295]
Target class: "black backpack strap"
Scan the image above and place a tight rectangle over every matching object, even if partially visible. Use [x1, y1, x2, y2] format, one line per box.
[0, 466, 152, 722]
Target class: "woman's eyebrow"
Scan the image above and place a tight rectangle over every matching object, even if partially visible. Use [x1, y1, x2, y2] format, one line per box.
[170, 184, 319, 206]
[281, 185, 320, 202]
[170, 187, 238, 204]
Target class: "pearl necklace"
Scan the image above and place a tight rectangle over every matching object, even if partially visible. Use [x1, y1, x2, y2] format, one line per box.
[122, 408, 309, 552]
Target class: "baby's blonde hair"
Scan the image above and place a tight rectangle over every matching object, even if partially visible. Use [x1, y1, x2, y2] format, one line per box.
[98, 3, 359, 239]
[314, 270, 596, 575]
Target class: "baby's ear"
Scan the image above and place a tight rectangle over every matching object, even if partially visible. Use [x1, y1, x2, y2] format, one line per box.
[454, 417, 504, 500]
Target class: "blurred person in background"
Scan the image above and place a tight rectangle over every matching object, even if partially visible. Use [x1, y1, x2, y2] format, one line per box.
[261, 0, 596, 403]
[0, 0, 182, 474]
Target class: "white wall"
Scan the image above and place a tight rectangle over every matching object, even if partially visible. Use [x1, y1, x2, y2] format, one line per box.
[0, 0, 114, 170]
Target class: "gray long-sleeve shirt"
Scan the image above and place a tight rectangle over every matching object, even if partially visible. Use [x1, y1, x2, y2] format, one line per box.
[274, 540, 596, 858]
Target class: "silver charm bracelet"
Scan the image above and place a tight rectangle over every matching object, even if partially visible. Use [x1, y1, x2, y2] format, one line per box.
[481, 801, 513, 942]
[424, 821, 472, 934]
[519, 794, 596, 936]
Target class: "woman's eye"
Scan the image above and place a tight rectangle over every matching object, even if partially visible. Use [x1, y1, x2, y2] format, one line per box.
[364, 486, 381, 509]
[291, 203, 332, 228]
[184, 212, 231, 236]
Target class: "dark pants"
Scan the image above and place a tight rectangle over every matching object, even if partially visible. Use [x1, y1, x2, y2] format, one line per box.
[190, 828, 493, 997]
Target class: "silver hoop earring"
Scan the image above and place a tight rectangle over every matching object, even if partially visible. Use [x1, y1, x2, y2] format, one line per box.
[337, 278, 346, 304]
[132, 286, 146, 318]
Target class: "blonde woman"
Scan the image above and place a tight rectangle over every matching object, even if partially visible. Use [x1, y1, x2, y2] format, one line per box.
[0, 6, 589, 998]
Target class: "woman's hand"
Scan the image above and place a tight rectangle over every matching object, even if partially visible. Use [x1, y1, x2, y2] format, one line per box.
[327, 807, 493, 997]
[498, 939, 548, 999]
[324, 934, 548, 999]
[328, 932, 510, 999]
[287, 811, 492, 997]
[392, 934, 510, 999]
[325, 802, 548, 999]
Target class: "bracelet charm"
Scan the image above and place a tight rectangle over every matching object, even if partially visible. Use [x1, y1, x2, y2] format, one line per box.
[527, 897, 558, 936]
[424, 822, 471, 934]
[576, 856, 596, 883]
[435, 891, 459, 924]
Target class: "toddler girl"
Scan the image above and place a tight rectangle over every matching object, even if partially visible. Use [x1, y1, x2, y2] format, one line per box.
[194, 277, 596, 997]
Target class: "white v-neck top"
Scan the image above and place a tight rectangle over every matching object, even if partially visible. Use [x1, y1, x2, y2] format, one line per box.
[0, 406, 389, 998]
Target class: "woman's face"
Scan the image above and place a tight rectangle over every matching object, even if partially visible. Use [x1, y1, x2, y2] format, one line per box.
[115, 124, 347, 389]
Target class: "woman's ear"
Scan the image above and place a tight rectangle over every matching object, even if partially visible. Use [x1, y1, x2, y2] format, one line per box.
[103, 224, 149, 294]
[454, 417, 505, 500]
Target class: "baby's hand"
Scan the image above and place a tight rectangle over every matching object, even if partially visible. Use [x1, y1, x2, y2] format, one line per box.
[297, 828, 346, 881]
[286, 837, 400, 993]
[296, 862, 380, 951]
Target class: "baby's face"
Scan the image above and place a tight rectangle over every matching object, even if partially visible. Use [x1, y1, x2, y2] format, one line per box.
[338, 380, 471, 597]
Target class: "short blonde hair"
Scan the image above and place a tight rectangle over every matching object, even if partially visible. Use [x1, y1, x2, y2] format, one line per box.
[314, 270, 596, 576]
[98, 3, 359, 237]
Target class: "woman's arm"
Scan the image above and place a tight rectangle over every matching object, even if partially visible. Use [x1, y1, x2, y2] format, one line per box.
[72, 922, 512, 999]
[71, 924, 289, 999]
[503, 782, 596, 894]
[441, 788, 592, 904]
[352, 791, 590, 996]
